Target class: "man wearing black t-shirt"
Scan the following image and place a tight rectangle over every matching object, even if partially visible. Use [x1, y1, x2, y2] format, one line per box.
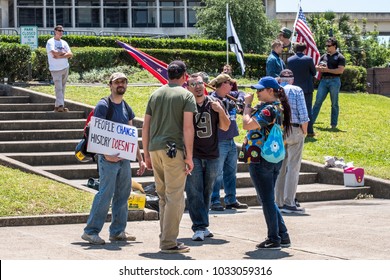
[312, 37, 345, 132]
[185, 73, 230, 242]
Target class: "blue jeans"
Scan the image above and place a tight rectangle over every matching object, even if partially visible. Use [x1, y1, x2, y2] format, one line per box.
[185, 158, 220, 232]
[84, 155, 132, 237]
[311, 77, 341, 127]
[211, 139, 238, 205]
[249, 158, 289, 243]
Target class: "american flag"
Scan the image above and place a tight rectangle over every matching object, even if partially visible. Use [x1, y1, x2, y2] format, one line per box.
[294, 7, 320, 67]
[116, 40, 169, 84]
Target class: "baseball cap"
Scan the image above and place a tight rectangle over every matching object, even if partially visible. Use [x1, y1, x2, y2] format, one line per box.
[251, 76, 281, 91]
[209, 74, 236, 87]
[279, 27, 292, 39]
[167, 60, 187, 75]
[109, 72, 128, 83]
[279, 69, 294, 78]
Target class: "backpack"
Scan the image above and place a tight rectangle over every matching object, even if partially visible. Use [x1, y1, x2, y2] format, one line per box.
[75, 96, 132, 163]
[260, 110, 285, 164]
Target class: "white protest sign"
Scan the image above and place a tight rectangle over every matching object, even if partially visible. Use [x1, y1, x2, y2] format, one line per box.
[87, 116, 138, 161]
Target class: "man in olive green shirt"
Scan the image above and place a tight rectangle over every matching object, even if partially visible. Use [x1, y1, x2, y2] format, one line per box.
[142, 60, 197, 254]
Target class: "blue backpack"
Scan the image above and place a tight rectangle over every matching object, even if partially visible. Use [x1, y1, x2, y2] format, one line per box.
[260, 112, 285, 164]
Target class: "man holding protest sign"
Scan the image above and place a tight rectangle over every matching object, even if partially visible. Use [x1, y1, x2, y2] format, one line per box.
[82, 72, 146, 245]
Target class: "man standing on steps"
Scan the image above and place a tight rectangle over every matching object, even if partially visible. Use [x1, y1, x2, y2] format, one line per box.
[209, 74, 248, 211]
[46, 25, 73, 112]
[275, 69, 308, 214]
[81, 72, 146, 245]
[142, 60, 197, 254]
[185, 73, 230, 242]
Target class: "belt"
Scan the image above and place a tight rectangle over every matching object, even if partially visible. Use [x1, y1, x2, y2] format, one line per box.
[322, 76, 338, 79]
[292, 123, 301, 127]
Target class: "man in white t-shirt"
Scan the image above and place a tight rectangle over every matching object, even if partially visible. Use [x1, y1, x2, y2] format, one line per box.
[46, 25, 73, 112]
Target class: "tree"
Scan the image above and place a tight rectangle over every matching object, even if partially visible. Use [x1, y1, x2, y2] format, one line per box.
[307, 11, 389, 68]
[194, 0, 279, 54]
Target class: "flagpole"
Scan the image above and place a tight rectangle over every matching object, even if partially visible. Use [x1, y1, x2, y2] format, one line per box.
[291, 0, 301, 44]
[226, 3, 229, 65]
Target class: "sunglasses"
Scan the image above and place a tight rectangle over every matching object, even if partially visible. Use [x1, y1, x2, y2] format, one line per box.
[188, 81, 203, 87]
[326, 44, 333, 47]
[56, 30, 64, 32]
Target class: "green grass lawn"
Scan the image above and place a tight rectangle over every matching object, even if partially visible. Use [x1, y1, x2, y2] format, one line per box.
[0, 165, 93, 217]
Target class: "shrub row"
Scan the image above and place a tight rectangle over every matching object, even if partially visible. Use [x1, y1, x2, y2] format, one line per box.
[0, 35, 226, 52]
[0, 43, 366, 92]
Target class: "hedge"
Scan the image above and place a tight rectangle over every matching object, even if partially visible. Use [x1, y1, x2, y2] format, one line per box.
[0, 35, 226, 52]
[0, 42, 366, 91]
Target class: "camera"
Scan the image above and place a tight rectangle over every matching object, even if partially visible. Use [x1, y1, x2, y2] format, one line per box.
[166, 142, 177, 158]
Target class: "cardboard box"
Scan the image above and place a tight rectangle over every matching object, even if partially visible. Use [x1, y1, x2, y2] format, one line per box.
[344, 167, 364, 187]
[128, 191, 146, 210]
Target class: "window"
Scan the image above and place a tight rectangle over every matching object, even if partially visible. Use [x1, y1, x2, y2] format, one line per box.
[187, 0, 201, 27]
[160, 0, 184, 27]
[18, 8, 43, 27]
[75, 0, 100, 6]
[46, 8, 72, 28]
[132, 1, 156, 27]
[75, 8, 100, 27]
[104, 9, 128, 27]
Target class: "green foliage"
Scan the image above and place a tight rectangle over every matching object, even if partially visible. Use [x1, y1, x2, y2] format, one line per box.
[31, 46, 267, 81]
[0, 34, 226, 52]
[195, 0, 278, 54]
[307, 11, 389, 68]
[0, 42, 31, 82]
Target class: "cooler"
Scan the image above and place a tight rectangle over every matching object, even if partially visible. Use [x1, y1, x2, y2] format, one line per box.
[343, 167, 364, 187]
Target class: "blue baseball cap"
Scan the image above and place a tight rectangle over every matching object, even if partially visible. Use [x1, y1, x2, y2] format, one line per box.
[251, 76, 281, 91]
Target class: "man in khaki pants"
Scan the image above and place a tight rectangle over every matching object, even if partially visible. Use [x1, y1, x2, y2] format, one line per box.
[142, 60, 197, 254]
[46, 25, 73, 112]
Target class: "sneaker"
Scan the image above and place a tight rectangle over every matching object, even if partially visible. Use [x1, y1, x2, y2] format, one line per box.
[294, 198, 300, 208]
[280, 204, 306, 214]
[204, 228, 214, 238]
[109, 232, 136, 241]
[281, 237, 291, 248]
[225, 201, 248, 209]
[57, 105, 69, 112]
[307, 133, 316, 138]
[192, 230, 205, 241]
[256, 239, 281, 250]
[210, 203, 224, 211]
[161, 244, 190, 254]
[81, 233, 105, 245]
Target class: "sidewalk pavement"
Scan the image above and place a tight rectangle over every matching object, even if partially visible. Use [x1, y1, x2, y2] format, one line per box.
[1, 198, 389, 260]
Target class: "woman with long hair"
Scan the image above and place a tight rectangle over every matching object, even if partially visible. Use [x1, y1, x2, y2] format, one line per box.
[242, 76, 292, 250]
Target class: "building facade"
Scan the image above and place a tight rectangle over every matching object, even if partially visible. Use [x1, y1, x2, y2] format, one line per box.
[0, 0, 203, 37]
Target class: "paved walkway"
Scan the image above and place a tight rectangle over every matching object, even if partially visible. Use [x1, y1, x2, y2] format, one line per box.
[1, 198, 389, 260]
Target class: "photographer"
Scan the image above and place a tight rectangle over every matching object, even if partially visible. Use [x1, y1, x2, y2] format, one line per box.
[209, 74, 248, 211]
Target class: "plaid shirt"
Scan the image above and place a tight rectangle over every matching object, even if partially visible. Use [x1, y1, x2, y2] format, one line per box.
[281, 83, 309, 124]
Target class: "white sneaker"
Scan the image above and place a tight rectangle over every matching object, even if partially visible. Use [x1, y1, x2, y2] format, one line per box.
[192, 230, 205, 241]
[204, 228, 214, 238]
[81, 233, 105, 245]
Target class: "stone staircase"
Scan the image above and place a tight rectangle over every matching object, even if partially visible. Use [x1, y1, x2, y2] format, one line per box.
[0, 84, 374, 208]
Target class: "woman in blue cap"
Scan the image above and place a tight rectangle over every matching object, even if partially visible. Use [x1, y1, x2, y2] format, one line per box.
[242, 76, 292, 250]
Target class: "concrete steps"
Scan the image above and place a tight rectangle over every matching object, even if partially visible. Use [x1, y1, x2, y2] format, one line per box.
[0, 85, 374, 209]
